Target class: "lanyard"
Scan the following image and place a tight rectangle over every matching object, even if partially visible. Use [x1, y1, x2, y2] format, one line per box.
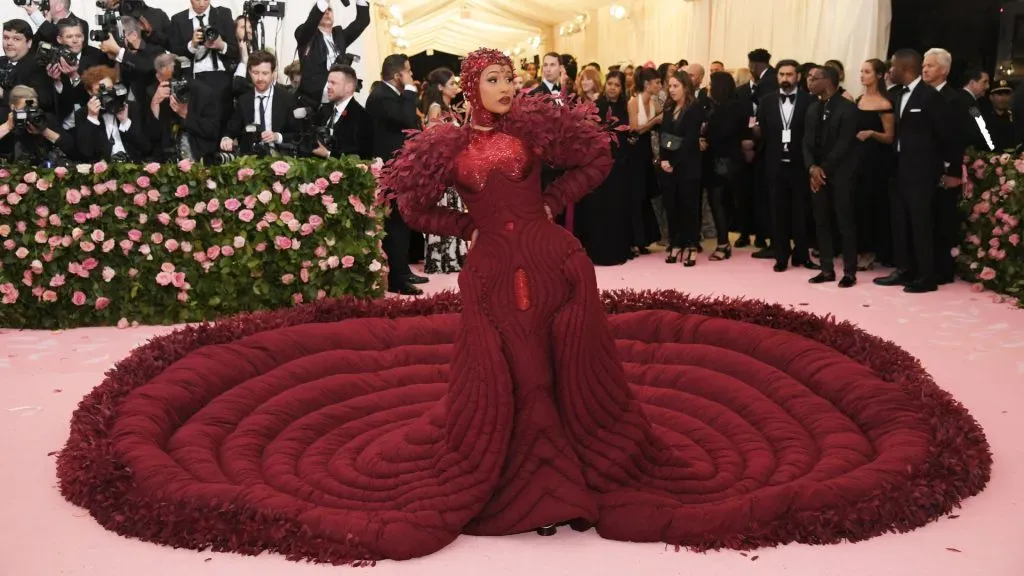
[778, 93, 796, 130]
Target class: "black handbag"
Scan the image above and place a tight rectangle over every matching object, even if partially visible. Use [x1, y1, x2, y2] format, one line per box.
[660, 132, 683, 150]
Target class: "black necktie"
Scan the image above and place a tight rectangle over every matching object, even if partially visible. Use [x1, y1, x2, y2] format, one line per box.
[257, 95, 267, 131]
[196, 14, 219, 70]
[781, 93, 795, 103]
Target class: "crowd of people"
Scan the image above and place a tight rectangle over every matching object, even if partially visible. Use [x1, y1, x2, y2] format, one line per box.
[0, 0, 1014, 297]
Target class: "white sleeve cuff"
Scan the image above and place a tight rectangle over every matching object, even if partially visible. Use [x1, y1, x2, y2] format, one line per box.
[119, 119, 132, 132]
[235, 62, 247, 78]
[356, 0, 369, 5]
[87, 116, 101, 126]
[187, 42, 197, 54]
[403, 84, 416, 92]
[116, 48, 126, 63]
[274, 133, 283, 144]
[317, 0, 329, 12]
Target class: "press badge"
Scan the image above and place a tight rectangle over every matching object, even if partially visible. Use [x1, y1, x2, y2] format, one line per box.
[782, 129, 792, 144]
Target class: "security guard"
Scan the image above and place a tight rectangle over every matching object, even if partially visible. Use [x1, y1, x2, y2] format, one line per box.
[985, 80, 1018, 151]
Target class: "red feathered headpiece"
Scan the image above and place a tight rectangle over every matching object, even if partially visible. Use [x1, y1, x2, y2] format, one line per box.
[460, 48, 514, 127]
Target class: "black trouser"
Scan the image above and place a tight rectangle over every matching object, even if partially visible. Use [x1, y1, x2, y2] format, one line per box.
[769, 161, 811, 265]
[708, 157, 737, 246]
[932, 186, 960, 283]
[195, 70, 233, 133]
[660, 171, 701, 249]
[754, 154, 772, 244]
[812, 178, 858, 276]
[734, 160, 755, 238]
[891, 167, 939, 283]
[382, 199, 412, 287]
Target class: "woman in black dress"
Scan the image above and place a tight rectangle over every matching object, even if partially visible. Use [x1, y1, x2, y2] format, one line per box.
[704, 71, 751, 261]
[657, 70, 707, 267]
[627, 67, 664, 256]
[854, 59, 896, 269]
[577, 71, 633, 266]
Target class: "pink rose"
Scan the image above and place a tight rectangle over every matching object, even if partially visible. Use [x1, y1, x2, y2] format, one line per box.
[157, 212, 171, 226]
[979, 267, 997, 281]
[243, 195, 257, 209]
[133, 193, 147, 207]
[180, 241, 192, 253]
[0, 224, 9, 237]
[233, 236, 246, 248]
[95, 297, 110, 310]
[348, 195, 367, 215]
[210, 218, 223, 232]
[156, 271, 173, 286]
[72, 291, 87, 306]
[54, 166, 68, 178]
[221, 245, 235, 257]
[193, 251, 208, 263]
[195, 202, 207, 215]
[326, 255, 340, 268]
[275, 236, 292, 250]
[92, 160, 108, 174]
[150, 232, 164, 244]
[293, 293, 304, 305]
[93, 182, 107, 194]
[79, 241, 96, 252]
[207, 198, 220, 212]
[329, 171, 343, 183]
[102, 239, 115, 253]
[281, 273, 295, 285]
[49, 274, 66, 287]
[16, 221, 27, 233]
[138, 244, 150, 255]
[114, 206, 128, 219]
[279, 211, 295, 224]
[300, 223, 314, 236]
[316, 289, 326, 301]
[121, 182, 137, 194]
[258, 190, 273, 204]
[171, 272, 186, 288]
[206, 245, 221, 259]
[82, 258, 98, 271]
[255, 242, 267, 252]
[280, 189, 292, 204]
[42, 290, 58, 302]
[66, 189, 82, 204]
[177, 291, 189, 303]
[119, 239, 134, 252]
[177, 204, 190, 218]
[300, 268, 310, 283]
[270, 160, 291, 176]
[175, 184, 190, 198]
[314, 246, 327, 258]
[14, 182, 28, 194]
[1009, 234, 1020, 246]
[341, 255, 355, 268]
[224, 198, 241, 212]
[88, 204, 102, 219]
[315, 177, 329, 191]
[178, 159, 193, 172]
[36, 179, 50, 191]
[238, 209, 255, 222]
[147, 189, 160, 202]
[91, 229, 105, 243]
[48, 214, 60, 226]
[4, 239, 16, 251]
[6, 193, 20, 205]
[102, 267, 115, 282]
[989, 237, 1000, 248]
[23, 171, 38, 184]
[264, 212, 278, 223]
[136, 176, 150, 188]
[143, 162, 160, 174]
[255, 221, 269, 232]
[117, 318, 129, 329]
[179, 219, 197, 232]
[128, 229, 143, 241]
[237, 167, 255, 181]
[33, 230, 47, 244]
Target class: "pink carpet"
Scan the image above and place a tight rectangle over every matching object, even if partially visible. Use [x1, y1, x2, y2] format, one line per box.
[2, 248, 1022, 575]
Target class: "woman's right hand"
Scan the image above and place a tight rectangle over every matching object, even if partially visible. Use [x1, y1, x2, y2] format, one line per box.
[469, 229, 479, 249]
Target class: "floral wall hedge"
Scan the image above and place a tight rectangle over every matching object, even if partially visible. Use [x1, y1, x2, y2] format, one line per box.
[0, 157, 385, 329]
[959, 152, 1023, 306]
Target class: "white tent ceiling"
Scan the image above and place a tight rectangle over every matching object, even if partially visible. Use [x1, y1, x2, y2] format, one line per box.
[382, 0, 613, 56]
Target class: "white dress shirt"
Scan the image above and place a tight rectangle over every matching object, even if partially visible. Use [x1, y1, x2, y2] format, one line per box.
[87, 113, 131, 157]
[328, 96, 352, 136]
[186, 8, 228, 74]
[253, 85, 283, 144]
[897, 76, 923, 151]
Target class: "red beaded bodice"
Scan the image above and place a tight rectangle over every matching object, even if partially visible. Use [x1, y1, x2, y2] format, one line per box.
[453, 129, 534, 194]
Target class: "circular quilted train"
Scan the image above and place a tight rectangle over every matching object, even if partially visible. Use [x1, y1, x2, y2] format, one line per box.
[57, 291, 991, 566]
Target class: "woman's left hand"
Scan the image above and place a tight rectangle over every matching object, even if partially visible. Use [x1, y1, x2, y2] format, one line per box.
[544, 203, 553, 221]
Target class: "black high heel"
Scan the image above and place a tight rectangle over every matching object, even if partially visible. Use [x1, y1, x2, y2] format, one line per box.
[665, 248, 680, 263]
[709, 244, 732, 261]
[683, 247, 697, 267]
[536, 524, 557, 536]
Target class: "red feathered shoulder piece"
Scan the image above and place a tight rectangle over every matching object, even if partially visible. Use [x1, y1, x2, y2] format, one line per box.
[377, 123, 475, 240]
[500, 94, 614, 215]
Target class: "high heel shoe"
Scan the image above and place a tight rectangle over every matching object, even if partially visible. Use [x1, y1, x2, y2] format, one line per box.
[682, 247, 697, 267]
[709, 244, 732, 261]
[665, 248, 680, 264]
[536, 524, 557, 536]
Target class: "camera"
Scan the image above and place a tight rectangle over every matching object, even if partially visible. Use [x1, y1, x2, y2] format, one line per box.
[36, 42, 79, 68]
[200, 26, 220, 43]
[90, 7, 121, 43]
[13, 100, 46, 132]
[335, 53, 360, 67]
[98, 83, 129, 113]
[13, 0, 50, 10]
[207, 151, 237, 165]
[243, 0, 284, 20]
[169, 58, 192, 103]
[244, 123, 274, 157]
[0, 62, 16, 91]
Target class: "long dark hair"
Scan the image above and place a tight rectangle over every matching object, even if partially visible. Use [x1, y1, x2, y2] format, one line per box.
[708, 71, 737, 105]
[420, 67, 455, 116]
[635, 67, 660, 95]
[603, 70, 627, 102]
[664, 71, 696, 118]
[866, 58, 887, 79]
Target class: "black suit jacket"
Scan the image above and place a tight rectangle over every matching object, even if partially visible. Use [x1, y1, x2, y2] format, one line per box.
[365, 81, 419, 159]
[889, 81, 960, 181]
[73, 101, 151, 162]
[321, 98, 373, 159]
[0, 111, 74, 161]
[802, 94, 860, 182]
[226, 84, 299, 152]
[0, 56, 55, 116]
[118, 40, 165, 104]
[54, 47, 113, 122]
[757, 90, 812, 177]
[753, 66, 778, 101]
[659, 102, 705, 177]
[145, 78, 221, 160]
[168, 7, 240, 72]
[134, 5, 172, 49]
[294, 1, 371, 107]
[33, 13, 89, 46]
[938, 83, 969, 160]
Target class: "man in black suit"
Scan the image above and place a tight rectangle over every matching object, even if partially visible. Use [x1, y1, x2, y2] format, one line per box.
[146, 53, 221, 162]
[168, 0, 240, 132]
[959, 66, 994, 151]
[986, 80, 1017, 150]
[923, 48, 969, 286]
[295, 0, 371, 109]
[0, 20, 54, 118]
[529, 52, 565, 100]
[44, 19, 112, 129]
[220, 50, 298, 156]
[0, 84, 74, 162]
[874, 49, 961, 293]
[18, 0, 89, 47]
[748, 48, 777, 102]
[755, 59, 817, 272]
[99, 0, 171, 49]
[312, 65, 372, 159]
[804, 65, 860, 287]
[96, 16, 164, 106]
[73, 65, 150, 162]
[366, 53, 427, 296]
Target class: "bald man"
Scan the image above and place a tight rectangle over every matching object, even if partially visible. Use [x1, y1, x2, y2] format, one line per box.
[685, 63, 711, 109]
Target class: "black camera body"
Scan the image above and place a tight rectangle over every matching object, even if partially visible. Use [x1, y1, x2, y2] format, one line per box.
[0, 62, 16, 91]
[243, 0, 285, 20]
[14, 0, 50, 10]
[13, 99, 46, 133]
[90, 7, 122, 43]
[36, 42, 80, 68]
[98, 83, 129, 113]
[244, 123, 274, 157]
[200, 26, 220, 43]
[169, 58, 192, 103]
[335, 53, 360, 68]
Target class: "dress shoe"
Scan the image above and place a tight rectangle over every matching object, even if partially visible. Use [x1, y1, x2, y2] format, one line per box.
[873, 270, 913, 287]
[734, 236, 751, 248]
[406, 274, 429, 285]
[794, 260, 820, 271]
[838, 275, 857, 288]
[754, 238, 769, 249]
[808, 272, 836, 284]
[388, 284, 423, 296]
[752, 248, 775, 259]
[773, 261, 788, 272]
[536, 525, 557, 536]
[903, 280, 938, 294]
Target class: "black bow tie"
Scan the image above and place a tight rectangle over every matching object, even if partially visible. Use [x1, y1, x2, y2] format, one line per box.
[551, 84, 560, 92]
[780, 93, 795, 103]
[899, 85, 911, 93]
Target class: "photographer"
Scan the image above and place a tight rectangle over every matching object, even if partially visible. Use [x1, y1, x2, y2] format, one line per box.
[146, 53, 220, 161]
[220, 50, 297, 156]
[74, 65, 149, 162]
[1, 20, 54, 117]
[46, 19, 111, 127]
[312, 64, 370, 159]
[0, 84, 73, 162]
[294, 0, 370, 108]
[18, 0, 89, 46]
[97, 16, 164, 104]
[169, 0, 240, 132]
[98, 0, 171, 49]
